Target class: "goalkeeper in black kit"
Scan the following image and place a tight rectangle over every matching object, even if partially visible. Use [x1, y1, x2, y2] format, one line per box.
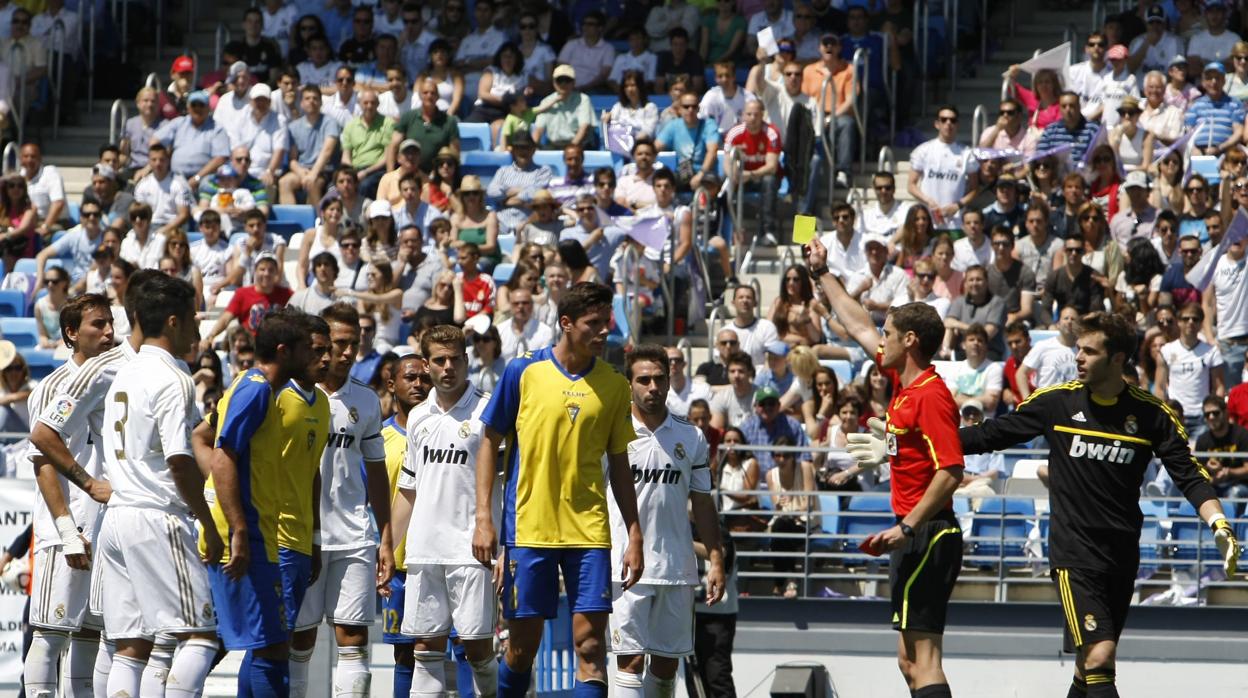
[850, 313, 1239, 698]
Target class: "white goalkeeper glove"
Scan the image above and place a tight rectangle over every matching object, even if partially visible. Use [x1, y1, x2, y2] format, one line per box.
[845, 417, 887, 470]
[1212, 516, 1240, 577]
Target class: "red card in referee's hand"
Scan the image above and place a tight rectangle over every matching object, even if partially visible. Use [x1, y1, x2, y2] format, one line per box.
[859, 538, 883, 557]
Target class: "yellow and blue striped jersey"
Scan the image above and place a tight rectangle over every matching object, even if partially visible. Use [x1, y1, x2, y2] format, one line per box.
[202, 368, 285, 563]
[276, 380, 330, 556]
[381, 415, 409, 571]
[481, 346, 636, 548]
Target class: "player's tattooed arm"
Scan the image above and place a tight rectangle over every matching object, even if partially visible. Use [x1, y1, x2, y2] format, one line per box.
[29, 423, 111, 503]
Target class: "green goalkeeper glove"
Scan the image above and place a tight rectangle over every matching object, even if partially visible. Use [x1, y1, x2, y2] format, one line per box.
[846, 417, 887, 470]
[1212, 517, 1240, 577]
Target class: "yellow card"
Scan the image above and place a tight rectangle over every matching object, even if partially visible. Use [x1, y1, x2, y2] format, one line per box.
[792, 215, 817, 244]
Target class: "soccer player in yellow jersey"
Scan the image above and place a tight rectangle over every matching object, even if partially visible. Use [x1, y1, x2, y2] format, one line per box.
[203, 308, 315, 697]
[380, 350, 430, 698]
[276, 314, 332, 695]
[474, 282, 645, 698]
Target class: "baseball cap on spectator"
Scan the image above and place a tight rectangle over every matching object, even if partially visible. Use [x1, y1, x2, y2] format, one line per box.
[171, 55, 194, 73]
[399, 138, 421, 154]
[777, 39, 796, 55]
[92, 163, 117, 179]
[553, 64, 576, 81]
[754, 385, 781, 404]
[1123, 170, 1151, 190]
[459, 175, 485, 193]
[820, 33, 839, 46]
[764, 340, 789, 357]
[368, 199, 392, 219]
[187, 90, 211, 106]
[1107, 45, 1128, 61]
[1206, 0, 1228, 10]
[216, 163, 239, 178]
[961, 399, 985, 416]
[1205, 61, 1227, 75]
[228, 61, 249, 78]
[1145, 4, 1165, 22]
[255, 252, 280, 268]
[1169, 54, 1187, 68]
[508, 130, 536, 148]
[249, 83, 272, 100]
[862, 233, 889, 250]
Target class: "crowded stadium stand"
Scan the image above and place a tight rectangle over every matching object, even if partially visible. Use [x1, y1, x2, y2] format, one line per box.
[7, 0, 1248, 696]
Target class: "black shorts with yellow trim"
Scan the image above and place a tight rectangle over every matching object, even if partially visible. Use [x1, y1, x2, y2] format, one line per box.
[1051, 567, 1133, 653]
[889, 511, 962, 634]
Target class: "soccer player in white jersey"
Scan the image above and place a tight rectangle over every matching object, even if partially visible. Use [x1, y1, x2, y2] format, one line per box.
[611, 344, 725, 698]
[23, 293, 115, 698]
[27, 269, 169, 698]
[290, 303, 395, 698]
[390, 324, 499, 698]
[96, 274, 224, 698]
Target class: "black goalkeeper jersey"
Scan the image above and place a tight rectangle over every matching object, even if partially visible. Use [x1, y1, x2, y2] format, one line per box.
[960, 381, 1218, 572]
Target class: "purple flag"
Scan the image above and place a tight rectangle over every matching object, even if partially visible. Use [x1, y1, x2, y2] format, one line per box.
[607, 123, 634, 158]
[1187, 208, 1248, 290]
[627, 215, 669, 250]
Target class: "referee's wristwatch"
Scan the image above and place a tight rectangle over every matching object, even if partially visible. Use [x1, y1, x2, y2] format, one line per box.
[898, 522, 916, 538]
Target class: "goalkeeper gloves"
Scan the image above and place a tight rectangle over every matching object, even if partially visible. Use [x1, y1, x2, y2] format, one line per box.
[846, 417, 887, 470]
[1212, 516, 1240, 577]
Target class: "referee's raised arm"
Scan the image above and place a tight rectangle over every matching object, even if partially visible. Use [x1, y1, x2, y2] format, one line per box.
[803, 237, 882, 353]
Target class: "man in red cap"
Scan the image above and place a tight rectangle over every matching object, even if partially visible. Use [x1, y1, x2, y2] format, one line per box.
[160, 55, 195, 120]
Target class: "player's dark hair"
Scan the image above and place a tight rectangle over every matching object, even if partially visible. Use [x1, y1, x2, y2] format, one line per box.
[652, 168, 676, 188]
[1078, 311, 1137, 362]
[322, 302, 361, 328]
[420, 324, 467, 357]
[725, 350, 755, 376]
[60, 293, 112, 348]
[125, 268, 168, 322]
[626, 344, 669, 380]
[1204, 394, 1227, 411]
[134, 274, 196, 338]
[301, 313, 331, 338]
[887, 302, 944, 360]
[311, 251, 339, 274]
[557, 281, 613, 323]
[255, 308, 308, 362]
[963, 322, 989, 343]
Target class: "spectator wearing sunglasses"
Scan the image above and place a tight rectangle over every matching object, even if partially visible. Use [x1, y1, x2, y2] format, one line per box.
[1066, 31, 1112, 122]
[978, 99, 1027, 151]
[34, 200, 106, 288]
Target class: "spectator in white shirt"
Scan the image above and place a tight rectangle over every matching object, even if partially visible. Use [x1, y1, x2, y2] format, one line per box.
[1156, 302, 1225, 433]
[1067, 32, 1112, 121]
[20, 143, 65, 235]
[1187, 0, 1241, 74]
[455, 0, 506, 94]
[907, 105, 978, 231]
[296, 35, 341, 90]
[645, 0, 699, 53]
[557, 12, 614, 92]
[948, 323, 1003, 413]
[132, 143, 192, 235]
[952, 209, 992, 271]
[324, 65, 361, 128]
[745, 43, 811, 136]
[190, 210, 232, 306]
[819, 201, 864, 282]
[260, 0, 297, 55]
[861, 171, 912, 239]
[118, 202, 166, 270]
[1017, 304, 1080, 399]
[1128, 5, 1184, 79]
[848, 233, 910, 325]
[746, 0, 794, 55]
[1100, 44, 1140, 128]
[498, 286, 554, 362]
[700, 61, 755, 135]
[608, 26, 658, 91]
[728, 284, 780, 364]
[908, 257, 951, 319]
[229, 83, 288, 190]
[213, 61, 253, 134]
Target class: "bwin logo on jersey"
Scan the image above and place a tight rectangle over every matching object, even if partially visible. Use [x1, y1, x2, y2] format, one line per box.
[327, 431, 356, 448]
[1068, 434, 1135, 463]
[424, 445, 469, 465]
[633, 464, 682, 485]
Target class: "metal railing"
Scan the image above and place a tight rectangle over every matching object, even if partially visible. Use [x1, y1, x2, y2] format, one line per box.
[815, 70, 838, 209]
[851, 47, 868, 202]
[8, 42, 26, 147]
[676, 336, 693, 385]
[876, 145, 895, 174]
[48, 20, 65, 138]
[2, 142, 18, 175]
[1064, 24, 1080, 62]
[946, 0, 960, 92]
[85, 0, 96, 112]
[971, 103, 987, 147]
[109, 99, 127, 145]
[688, 183, 718, 312]
[915, 0, 931, 117]
[215, 23, 232, 76]
[144, 72, 162, 92]
[110, 0, 130, 62]
[617, 243, 644, 348]
[724, 147, 753, 274]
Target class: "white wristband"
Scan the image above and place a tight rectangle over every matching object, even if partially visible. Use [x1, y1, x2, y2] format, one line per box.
[55, 515, 85, 556]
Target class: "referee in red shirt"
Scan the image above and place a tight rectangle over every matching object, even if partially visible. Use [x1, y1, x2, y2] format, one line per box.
[805, 238, 964, 698]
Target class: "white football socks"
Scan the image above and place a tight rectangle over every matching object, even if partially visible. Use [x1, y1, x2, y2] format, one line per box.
[408, 650, 446, 697]
[24, 629, 69, 698]
[288, 646, 314, 698]
[138, 640, 175, 698]
[65, 635, 100, 698]
[333, 645, 370, 698]
[163, 639, 217, 698]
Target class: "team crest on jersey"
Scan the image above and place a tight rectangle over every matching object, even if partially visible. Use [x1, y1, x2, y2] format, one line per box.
[567, 404, 581, 424]
[1083, 614, 1097, 632]
[203, 603, 215, 621]
[1124, 415, 1138, 434]
[459, 421, 471, 438]
[47, 396, 74, 427]
[348, 406, 359, 424]
[307, 430, 316, 450]
[674, 443, 686, 460]
[54, 603, 65, 619]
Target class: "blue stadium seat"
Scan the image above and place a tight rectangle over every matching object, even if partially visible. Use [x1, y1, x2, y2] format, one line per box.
[1, 317, 39, 348]
[187, 232, 204, 245]
[819, 360, 854, 386]
[533, 595, 575, 695]
[461, 151, 512, 186]
[589, 94, 617, 113]
[651, 94, 672, 110]
[1029, 330, 1058, 344]
[607, 294, 630, 348]
[25, 349, 61, 379]
[656, 151, 677, 173]
[13, 258, 36, 274]
[811, 495, 842, 552]
[66, 201, 80, 226]
[838, 496, 894, 566]
[583, 150, 614, 173]
[266, 221, 303, 240]
[970, 498, 1035, 565]
[0, 289, 23, 316]
[457, 122, 493, 152]
[270, 204, 317, 231]
[492, 263, 515, 286]
[534, 151, 568, 178]
[1171, 501, 1222, 567]
[497, 233, 516, 257]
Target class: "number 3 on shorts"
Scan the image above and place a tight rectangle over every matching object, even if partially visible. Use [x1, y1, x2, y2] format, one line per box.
[113, 392, 129, 460]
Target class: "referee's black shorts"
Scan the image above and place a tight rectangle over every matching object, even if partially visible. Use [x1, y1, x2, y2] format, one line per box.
[889, 511, 962, 634]
[1051, 566, 1133, 653]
